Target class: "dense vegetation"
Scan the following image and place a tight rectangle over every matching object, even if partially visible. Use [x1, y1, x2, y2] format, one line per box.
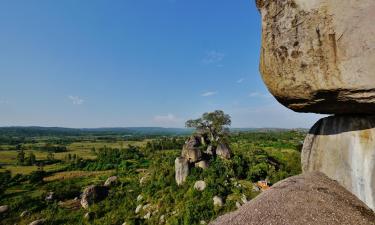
[0, 127, 305, 225]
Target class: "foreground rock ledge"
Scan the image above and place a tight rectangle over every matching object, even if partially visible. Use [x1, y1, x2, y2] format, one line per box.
[210, 172, 375, 225]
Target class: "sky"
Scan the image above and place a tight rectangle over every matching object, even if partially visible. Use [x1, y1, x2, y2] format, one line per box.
[0, 0, 324, 128]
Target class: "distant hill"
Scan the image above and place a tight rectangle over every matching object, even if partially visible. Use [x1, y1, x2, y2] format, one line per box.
[0, 126, 307, 137]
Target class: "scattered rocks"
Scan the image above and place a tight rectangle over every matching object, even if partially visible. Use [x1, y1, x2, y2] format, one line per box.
[143, 211, 151, 220]
[175, 157, 189, 186]
[135, 205, 142, 214]
[104, 176, 118, 187]
[195, 160, 209, 170]
[235, 201, 242, 209]
[29, 219, 46, 225]
[20, 210, 30, 218]
[137, 194, 143, 202]
[84, 212, 95, 220]
[194, 180, 207, 191]
[213, 196, 223, 207]
[80, 185, 109, 209]
[0, 205, 9, 214]
[45, 192, 54, 201]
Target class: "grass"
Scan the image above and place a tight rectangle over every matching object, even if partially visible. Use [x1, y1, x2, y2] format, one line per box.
[43, 170, 114, 182]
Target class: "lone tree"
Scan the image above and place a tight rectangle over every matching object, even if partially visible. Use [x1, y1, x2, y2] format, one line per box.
[185, 110, 231, 146]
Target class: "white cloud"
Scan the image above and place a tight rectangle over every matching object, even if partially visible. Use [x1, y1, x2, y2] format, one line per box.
[202, 50, 225, 65]
[153, 113, 181, 124]
[201, 91, 218, 97]
[237, 78, 245, 83]
[68, 96, 84, 105]
[248, 92, 272, 98]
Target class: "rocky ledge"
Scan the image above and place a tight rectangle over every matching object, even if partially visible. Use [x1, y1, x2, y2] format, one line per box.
[210, 172, 375, 225]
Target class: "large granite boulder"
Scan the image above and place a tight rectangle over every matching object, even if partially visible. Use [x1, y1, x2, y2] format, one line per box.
[175, 157, 189, 186]
[256, 0, 375, 114]
[210, 172, 375, 225]
[181, 136, 202, 163]
[302, 115, 375, 210]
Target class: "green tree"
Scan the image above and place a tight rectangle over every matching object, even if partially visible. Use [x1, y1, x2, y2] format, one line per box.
[16, 149, 25, 165]
[26, 152, 36, 166]
[185, 110, 231, 145]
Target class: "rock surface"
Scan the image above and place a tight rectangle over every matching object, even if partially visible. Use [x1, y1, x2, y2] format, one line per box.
[216, 144, 231, 159]
[195, 160, 209, 170]
[194, 180, 207, 191]
[256, 0, 375, 114]
[80, 185, 108, 209]
[302, 115, 375, 210]
[213, 196, 223, 207]
[0, 205, 9, 214]
[181, 136, 202, 163]
[210, 172, 375, 225]
[29, 219, 46, 225]
[175, 157, 189, 186]
[104, 176, 118, 187]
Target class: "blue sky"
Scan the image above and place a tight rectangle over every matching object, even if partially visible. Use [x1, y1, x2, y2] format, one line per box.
[0, 0, 323, 128]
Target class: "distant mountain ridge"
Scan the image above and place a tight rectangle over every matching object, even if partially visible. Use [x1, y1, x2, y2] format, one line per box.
[0, 126, 307, 137]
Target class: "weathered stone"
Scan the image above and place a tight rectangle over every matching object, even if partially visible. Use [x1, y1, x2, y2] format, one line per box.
[137, 194, 143, 202]
[213, 196, 223, 207]
[256, 0, 375, 114]
[181, 136, 202, 163]
[210, 172, 375, 225]
[216, 144, 231, 159]
[104, 176, 118, 187]
[195, 160, 208, 170]
[80, 185, 108, 209]
[20, 210, 30, 218]
[302, 115, 375, 210]
[135, 204, 142, 214]
[45, 192, 54, 201]
[0, 205, 9, 214]
[29, 219, 46, 225]
[175, 157, 189, 186]
[194, 180, 207, 191]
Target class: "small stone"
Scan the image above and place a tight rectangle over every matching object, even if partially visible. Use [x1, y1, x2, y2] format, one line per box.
[194, 180, 207, 191]
[104, 176, 118, 187]
[29, 219, 46, 225]
[0, 205, 9, 214]
[144, 212, 151, 220]
[137, 194, 143, 202]
[213, 196, 224, 207]
[135, 205, 142, 214]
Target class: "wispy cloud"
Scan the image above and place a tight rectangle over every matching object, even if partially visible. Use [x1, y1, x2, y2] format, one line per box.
[248, 92, 272, 98]
[202, 50, 225, 65]
[201, 91, 218, 97]
[153, 113, 181, 124]
[68, 95, 84, 105]
[237, 78, 245, 83]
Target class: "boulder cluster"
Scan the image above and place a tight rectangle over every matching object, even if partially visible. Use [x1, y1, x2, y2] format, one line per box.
[256, 0, 375, 212]
[212, 0, 375, 224]
[175, 135, 231, 185]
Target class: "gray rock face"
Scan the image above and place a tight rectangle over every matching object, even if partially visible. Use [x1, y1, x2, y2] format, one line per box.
[0, 205, 9, 214]
[210, 172, 375, 225]
[29, 219, 46, 225]
[213, 196, 224, 207]
[256, 0, 375, 114]
[216, 144, 231, 159]
[181, 136, 202, 163]
[195, 160, 209, 170]
[302, 115, 375, 210]
[104, 176, 118, 187]
[175, 157, 189, 186]
[194, 180, 207, 191]
[80, 185, 108, 209]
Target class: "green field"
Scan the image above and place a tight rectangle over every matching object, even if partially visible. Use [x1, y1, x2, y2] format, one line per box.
[0, 128, 305, 225]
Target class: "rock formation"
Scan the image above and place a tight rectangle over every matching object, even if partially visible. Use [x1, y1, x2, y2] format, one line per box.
[81, 185, 109, 209]
[254, 0, 375, 213]
[302, 115, 375, 210]
[175, 134, 231, 185]
[104, 176, 119, 187]
[256, 0, 375, 114]
[175, 157, 189, 186]
[210, 172, 375, 225]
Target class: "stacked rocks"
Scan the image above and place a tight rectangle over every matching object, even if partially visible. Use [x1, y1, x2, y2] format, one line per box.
[175, 135, 231, 185]
[256, 0, 375, 211]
